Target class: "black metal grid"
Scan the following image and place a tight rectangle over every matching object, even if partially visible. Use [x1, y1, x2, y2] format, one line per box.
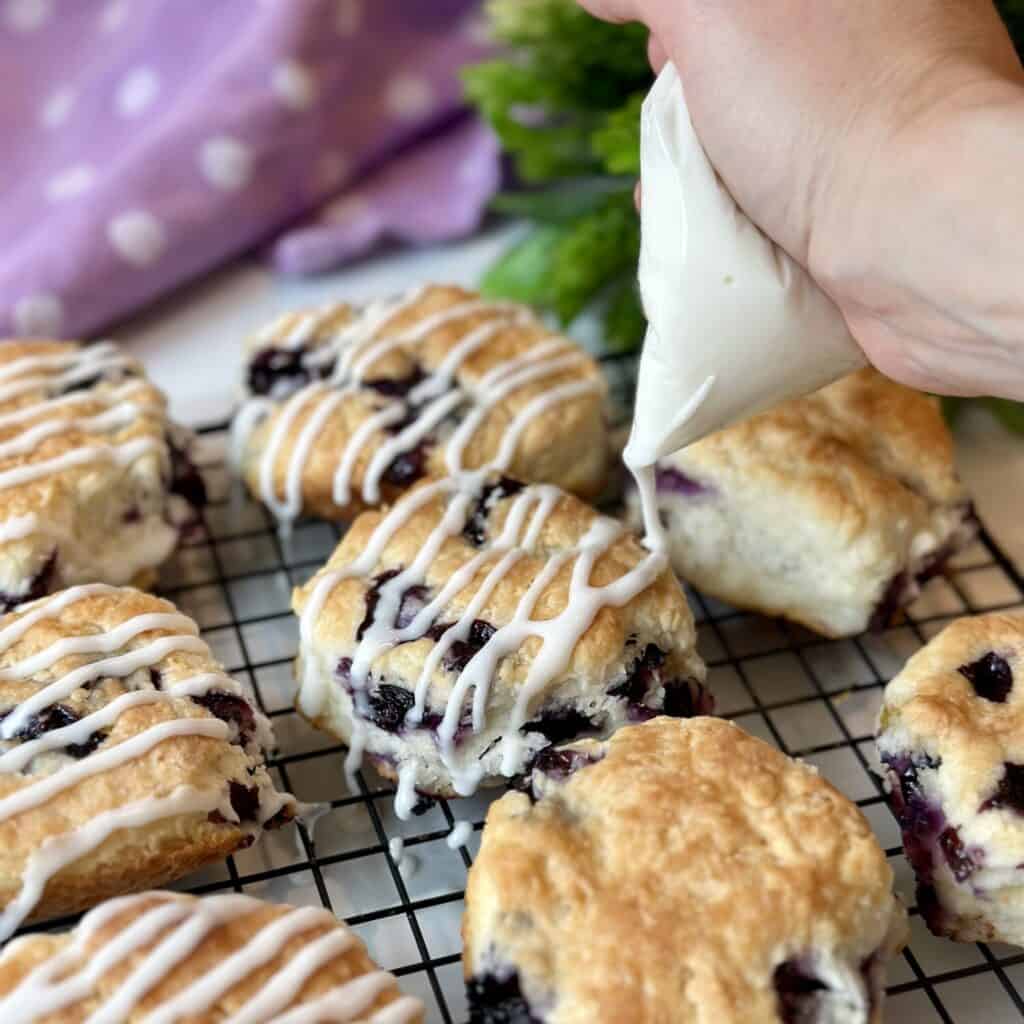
[18, 392, 1024, 1023]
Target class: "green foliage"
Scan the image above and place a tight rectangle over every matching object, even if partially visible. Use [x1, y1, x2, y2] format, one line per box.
[467, 0, 1024, 433]
[591, 93, 645, 175]
[463, 0, 653, 349]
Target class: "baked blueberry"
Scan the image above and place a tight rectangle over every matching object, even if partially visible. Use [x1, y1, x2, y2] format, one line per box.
[626, 369, 976, 637]
[233, 284, 611, 528]
[465, 718, 906, 1023]
[293, 473, 707, 801]
[0, 340, 205, 601]
[877, 612, 1024, 943]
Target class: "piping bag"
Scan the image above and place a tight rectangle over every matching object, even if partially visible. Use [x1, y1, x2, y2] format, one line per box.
[623, 63, 865, 542]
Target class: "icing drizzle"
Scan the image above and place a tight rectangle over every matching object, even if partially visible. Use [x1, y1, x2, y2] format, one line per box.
[0, 891, 422, 1023]
[232, 287, 603, 531]
[0, 342, 172, 587]
[0, 585, 287, 942]
[298, 472, 672, 799]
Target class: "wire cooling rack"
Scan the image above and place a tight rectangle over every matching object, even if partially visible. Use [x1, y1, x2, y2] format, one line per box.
[19, 353, 1024, 1023]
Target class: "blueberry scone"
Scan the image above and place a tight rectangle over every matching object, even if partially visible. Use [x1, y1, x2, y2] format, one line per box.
[877, 613, 1024, 944]
[625, 369, 975, 637]
[0, 340, 206, 611]
[232, 285, 610, 529]
[464, 716, 907, 1024]
[0, 891, 424, 1022]
[292, 473, 708, 805]
[0, 585, 297, 941]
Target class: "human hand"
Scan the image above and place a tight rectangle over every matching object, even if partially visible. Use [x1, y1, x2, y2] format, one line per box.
[581, 0, 1024, 399]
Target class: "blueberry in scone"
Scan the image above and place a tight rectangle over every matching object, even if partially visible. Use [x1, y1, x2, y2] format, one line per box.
[877, 612, 1024, 944]
[0, 339, 206, 609]
[292, 473, 708, 805]
[232, 284, 610, 529]
[624, 368, 975, 637]
[0, 585, 296, 940]
[464, 717, 907, 1024]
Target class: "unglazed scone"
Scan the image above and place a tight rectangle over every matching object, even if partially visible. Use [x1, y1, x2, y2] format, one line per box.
[0, 340, 206, 610]
[0, 891, 424, 1022]
[464, 717, 907, 1024]
[231, 284, 610, 529]
[624, 368, 975, 637]
[877, 613, 1024, 944]
[292, 473, 708, 804]
[0, 585, 297, 940]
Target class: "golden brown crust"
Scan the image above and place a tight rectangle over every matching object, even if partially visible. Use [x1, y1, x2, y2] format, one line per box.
[877, 613, 1024, 943]
[0, 891, 424, 1022]
[0, 586, 293, 928]
[631, 369, 973, 637]
[238, 285, 610, 520]
[0, 339, 197, 602]
[292, 475, 706, 796]
[464, 717, 906, 1024]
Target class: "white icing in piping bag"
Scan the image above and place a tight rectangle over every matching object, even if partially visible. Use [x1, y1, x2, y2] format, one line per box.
[623, 62, 865, 476]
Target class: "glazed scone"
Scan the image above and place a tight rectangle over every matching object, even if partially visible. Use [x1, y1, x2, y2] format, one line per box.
[0, 585, 297, 941]
[0, 890, 424, 1022]
[293, 473, 708, 803]
[464, 717, 908, 1024]
[877, 613, 1024, 944]
[0, 340, 206, 610]
[232, 284, 610, 529]
[624, 369, 975, 637]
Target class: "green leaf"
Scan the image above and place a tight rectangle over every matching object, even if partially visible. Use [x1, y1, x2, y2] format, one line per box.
[490, 180, 633, 223]
[591, 93, 644, 175]
[602, 278, 646, 352]
[546, 193, 640, 324]
[479, 225, 566, 306]
[986, 398, 1024, 435]
[484, 0, 652, 107]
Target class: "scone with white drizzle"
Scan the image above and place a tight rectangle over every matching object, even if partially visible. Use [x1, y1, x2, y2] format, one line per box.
[877, 613, 1024, 945]
[292, 472, 708, 809]
[0, 340, 206, 610]
[232, 285, 610, 530]
[0, 585, 297, 941]
[0, 891, 423, 1023]
[464, 716, 907, 1024]
[625, 368, 975, 637]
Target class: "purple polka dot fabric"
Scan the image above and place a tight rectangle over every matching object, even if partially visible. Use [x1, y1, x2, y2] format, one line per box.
[0, 0, 498, 339]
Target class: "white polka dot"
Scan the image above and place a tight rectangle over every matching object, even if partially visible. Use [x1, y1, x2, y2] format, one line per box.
[335, 0, 361, 36]
[315, 150, 350, 191]
[325, 195, 370, 225]
[461, 13, 492, 45]
[384, 74, 435, 121]
[98, 0, 128, 32]
[271, 60, 317, 111]
[12, 293, 62, 336]
[107, 210, 167, 267]
[45, 164, 96, 202]
[116, 67, 160, 118]
[198, 136, 253, 192]
[40, 86, 74, 129]
[2, 0, 52, 33]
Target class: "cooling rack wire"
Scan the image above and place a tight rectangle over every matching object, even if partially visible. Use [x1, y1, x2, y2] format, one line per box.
[17, 353, 1024, 1023]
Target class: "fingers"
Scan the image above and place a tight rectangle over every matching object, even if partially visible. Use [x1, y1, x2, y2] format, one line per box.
[634, 180, 642, 211]
[647, 33, 668, 72]
[575, 0, 643, 24]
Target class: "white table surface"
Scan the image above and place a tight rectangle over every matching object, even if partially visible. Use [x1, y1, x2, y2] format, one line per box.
[116, 223, 1024, 574]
